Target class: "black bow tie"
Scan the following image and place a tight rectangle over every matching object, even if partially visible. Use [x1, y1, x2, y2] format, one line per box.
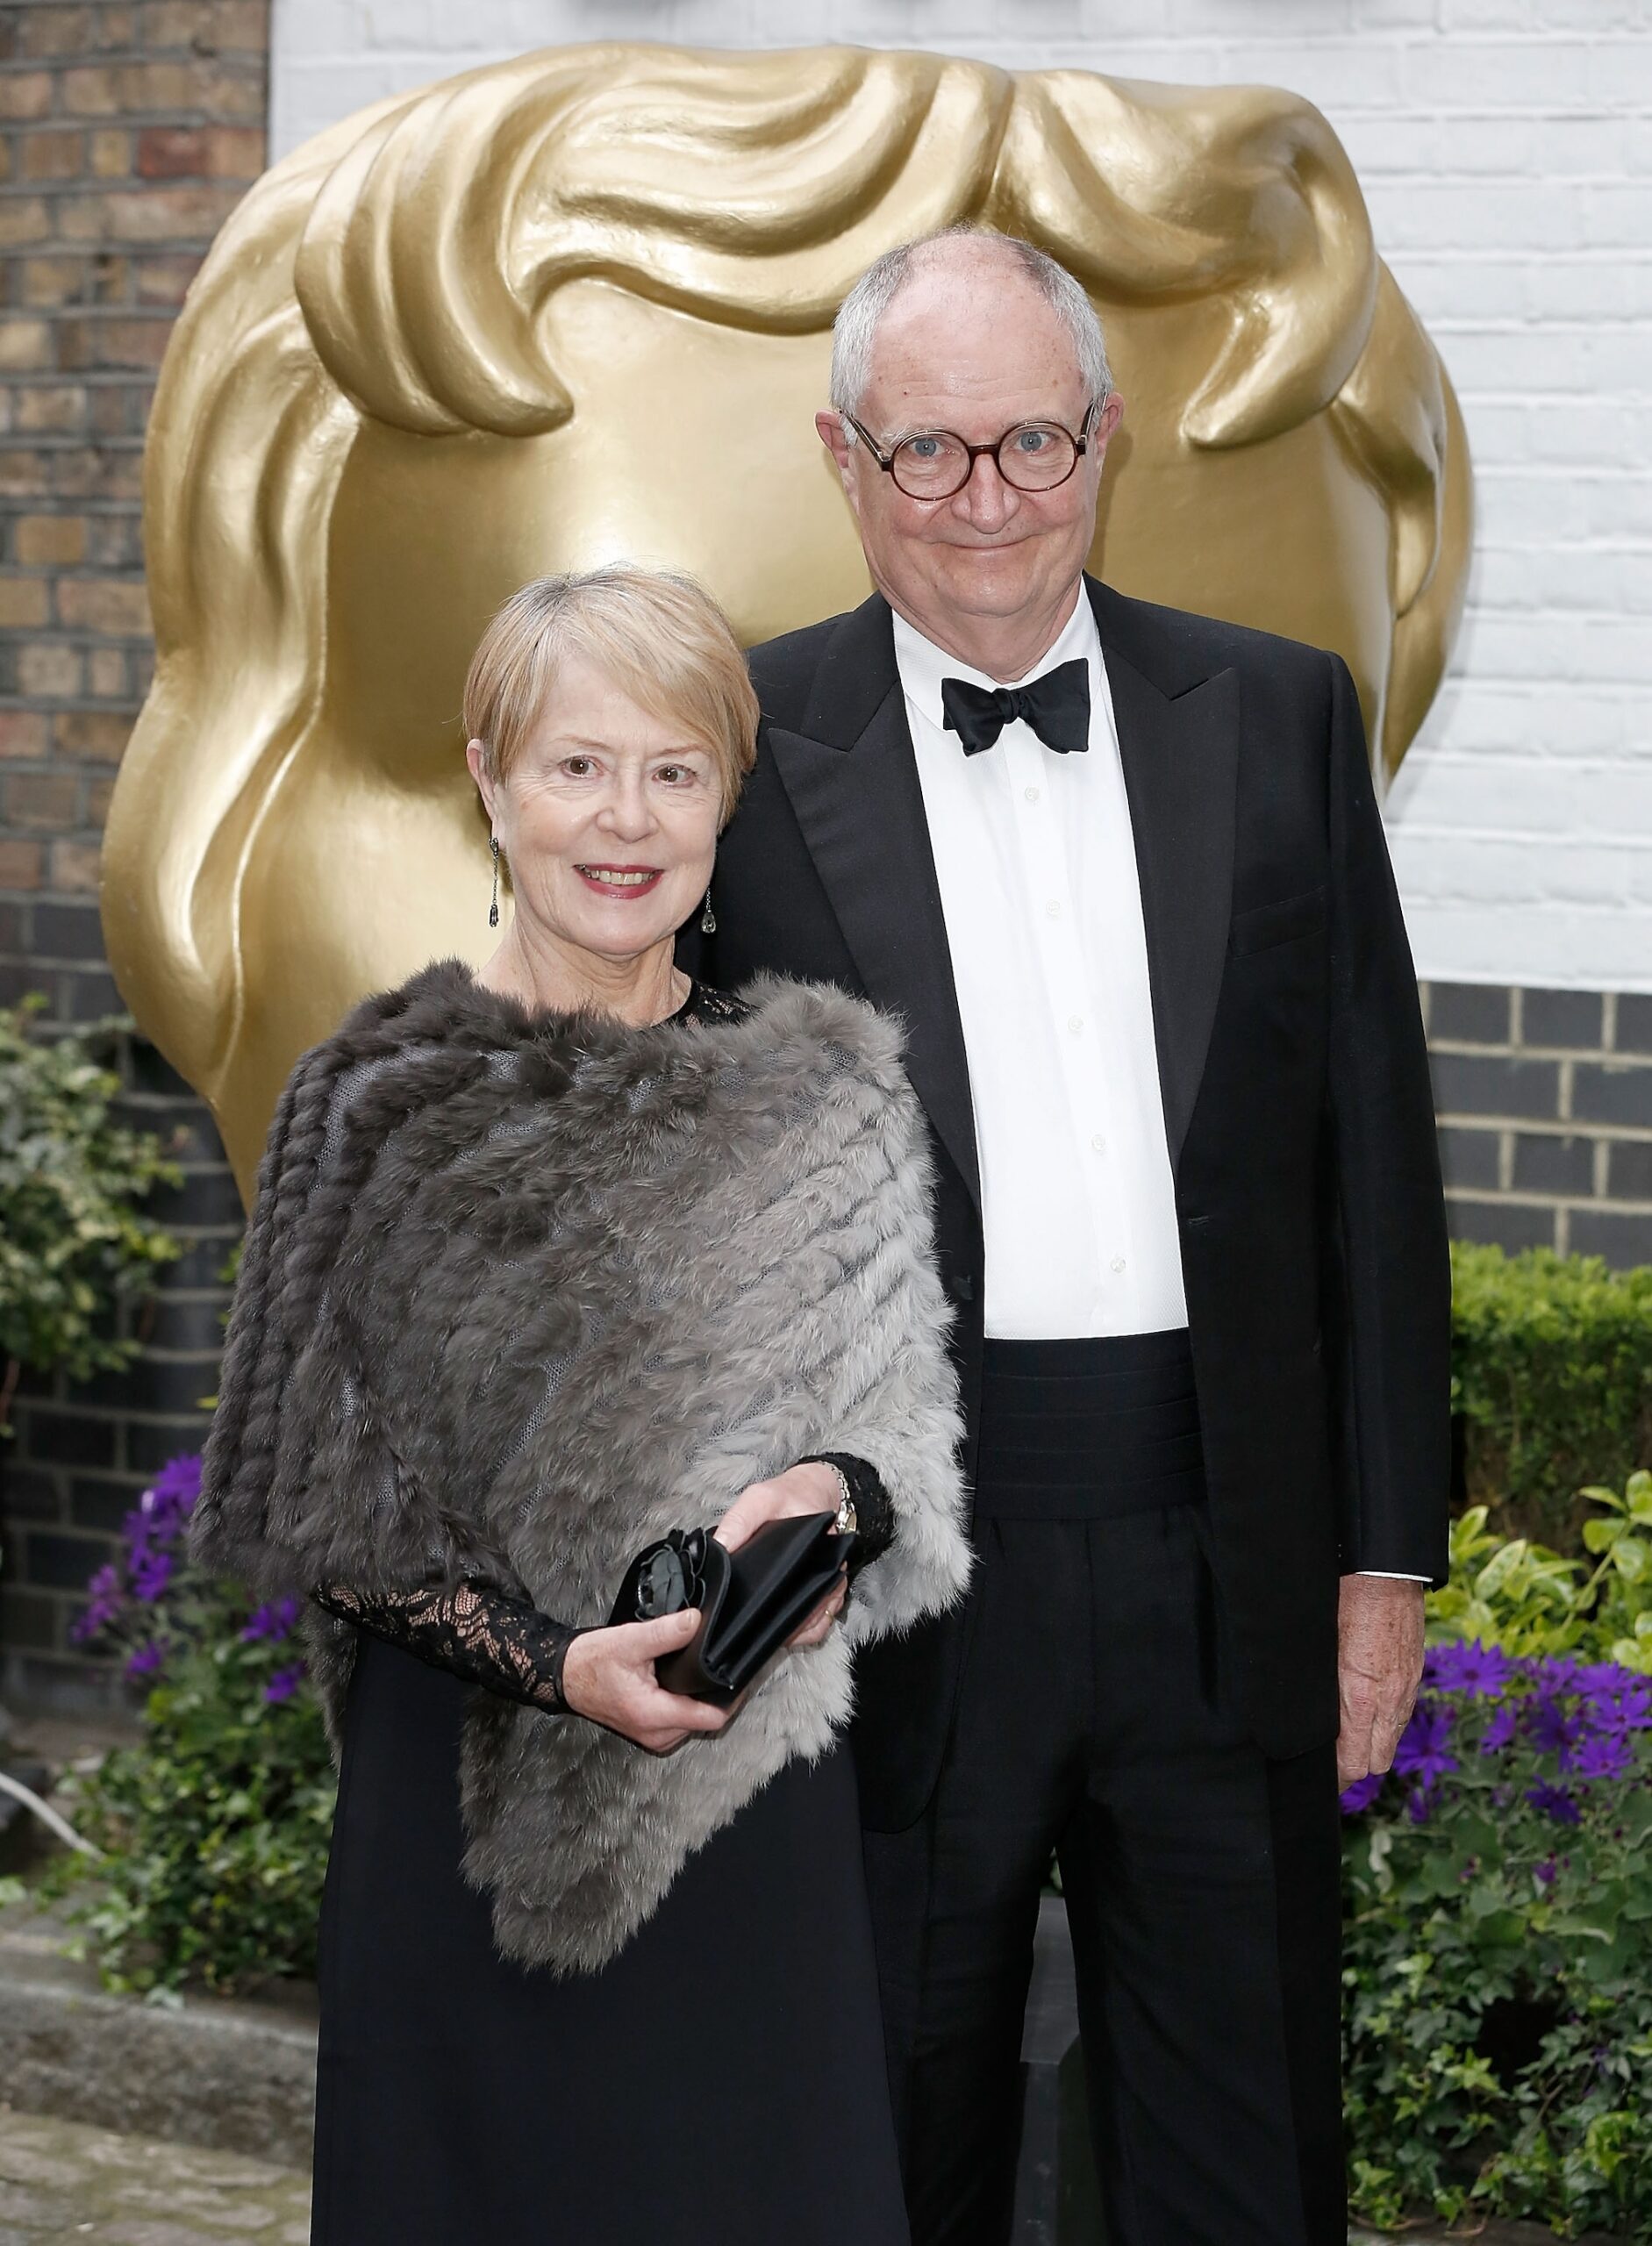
[940, 657, 1091, 758]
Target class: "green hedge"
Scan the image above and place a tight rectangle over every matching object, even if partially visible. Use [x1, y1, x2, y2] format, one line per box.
[1451, 1244, 1652, 1549]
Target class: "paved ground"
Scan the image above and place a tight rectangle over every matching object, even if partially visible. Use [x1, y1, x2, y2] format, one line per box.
[0, 2108, 310, 2243]
[0, 2100, 1619, 2246]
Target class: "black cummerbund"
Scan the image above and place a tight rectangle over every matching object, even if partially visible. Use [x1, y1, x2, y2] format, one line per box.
[975, 1328, 1205, 1520]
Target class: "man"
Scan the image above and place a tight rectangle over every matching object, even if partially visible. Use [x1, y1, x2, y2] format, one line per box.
[690, 228, 1449, 2246]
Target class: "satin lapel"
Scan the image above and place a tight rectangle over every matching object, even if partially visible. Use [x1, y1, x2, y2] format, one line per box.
[1105, 640, 1239, 1171]
[767, 681, 980, 1210]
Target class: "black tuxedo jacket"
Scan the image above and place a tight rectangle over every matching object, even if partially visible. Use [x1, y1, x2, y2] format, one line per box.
[684, 576, 1451, 1833]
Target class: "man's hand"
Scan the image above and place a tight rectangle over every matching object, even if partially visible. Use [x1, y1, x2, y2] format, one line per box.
[1336, 1575, 1425, 1792]
[716, 1462, 848, 1649]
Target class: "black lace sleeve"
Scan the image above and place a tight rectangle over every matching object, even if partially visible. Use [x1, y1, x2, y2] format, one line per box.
[314, 1580, 581, 1715]
[794, 1453, 898, 1571]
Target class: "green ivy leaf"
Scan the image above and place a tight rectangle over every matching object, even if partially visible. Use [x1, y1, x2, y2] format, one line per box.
[1611, 1536, 1648, 1583]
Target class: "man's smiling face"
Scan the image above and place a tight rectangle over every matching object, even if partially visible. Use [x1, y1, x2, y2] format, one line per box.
[819, 241, 1123, 671]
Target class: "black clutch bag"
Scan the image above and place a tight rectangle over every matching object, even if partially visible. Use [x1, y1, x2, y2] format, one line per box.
[608, 1513, 855, 1706]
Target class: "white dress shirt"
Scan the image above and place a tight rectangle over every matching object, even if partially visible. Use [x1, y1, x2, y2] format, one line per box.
[896, 590, 1187, 1342]
[893, 590, 1424, 1583]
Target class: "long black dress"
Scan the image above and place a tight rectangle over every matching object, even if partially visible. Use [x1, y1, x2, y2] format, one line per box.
[306, 984, 911, 2246]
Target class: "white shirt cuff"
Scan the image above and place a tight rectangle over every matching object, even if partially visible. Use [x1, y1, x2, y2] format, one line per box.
[1353, 1570, 1431, 1582]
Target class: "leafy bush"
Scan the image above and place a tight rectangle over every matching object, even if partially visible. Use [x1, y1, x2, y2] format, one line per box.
[1344, 1477, 1652, 2239]
[1430, 1475, 1652, 1676]
[1453, 1243, 1652, 1549]
[0, 997, 180, 1417]
[41, 1455, 336, 1996]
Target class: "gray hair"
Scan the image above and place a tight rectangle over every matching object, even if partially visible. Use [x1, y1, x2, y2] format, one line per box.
[829, 227, 1112, 433]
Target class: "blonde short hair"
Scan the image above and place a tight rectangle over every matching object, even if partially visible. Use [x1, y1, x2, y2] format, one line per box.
[462, 566, 760, 826]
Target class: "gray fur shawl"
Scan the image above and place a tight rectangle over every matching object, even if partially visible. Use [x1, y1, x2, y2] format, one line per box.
[193, 962, 969, 1974]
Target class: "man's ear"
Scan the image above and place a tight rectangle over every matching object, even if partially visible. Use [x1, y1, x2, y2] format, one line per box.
[816, 408, 855, 483]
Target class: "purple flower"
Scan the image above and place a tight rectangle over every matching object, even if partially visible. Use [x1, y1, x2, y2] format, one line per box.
[1570, 1733, 1633, 1783]
[121, 1456, 203, 1581]
[241, 1598, 302, 1645]
[263, 1664, 306, 1705]
[128, 1548, 174, 1604]
[1425, 1642, 1516, 1699]
[1534, 1856, 1559, 1889]
[125, 1640, 168, 1680]
[70, 1563, 124, 1644]
[1527, 1695, 1583, 1760]
[144, 1453, 202, 1519]
[1392, 1700, 1460, 1789]
[1527, 1781, 1583, 1827]
[1481, 1703, 1519, 1754]
[1340, 1772, 1385, 1815]
[1584, 1678, 1652, 1740]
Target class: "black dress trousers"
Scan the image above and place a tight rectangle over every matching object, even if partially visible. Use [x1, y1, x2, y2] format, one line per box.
[862, 1331, 1345, 2246]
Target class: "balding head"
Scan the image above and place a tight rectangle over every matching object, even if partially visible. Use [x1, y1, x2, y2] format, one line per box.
[830, 229, 1112, 426]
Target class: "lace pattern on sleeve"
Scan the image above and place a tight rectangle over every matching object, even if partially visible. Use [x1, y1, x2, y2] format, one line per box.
[314, 1580, 579, 1714]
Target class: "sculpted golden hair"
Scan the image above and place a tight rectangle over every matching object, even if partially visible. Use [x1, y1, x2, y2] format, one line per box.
[107, 41, 1470, 1127]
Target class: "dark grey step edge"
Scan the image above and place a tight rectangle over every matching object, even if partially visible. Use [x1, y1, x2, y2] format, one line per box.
[0, 1906, 317, 2169]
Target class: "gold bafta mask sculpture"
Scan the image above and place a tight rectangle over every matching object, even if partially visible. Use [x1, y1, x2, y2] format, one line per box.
[102, 43, 1471, 1193]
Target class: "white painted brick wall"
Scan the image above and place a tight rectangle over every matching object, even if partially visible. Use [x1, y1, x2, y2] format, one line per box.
[268, 0, 1652, 992]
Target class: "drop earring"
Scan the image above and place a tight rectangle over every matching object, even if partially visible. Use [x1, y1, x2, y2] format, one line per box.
[700, 887, 717, 936]
[489, 837, 501, 929]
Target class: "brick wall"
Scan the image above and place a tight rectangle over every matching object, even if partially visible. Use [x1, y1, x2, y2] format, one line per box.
[268, 0, 1652, 999]
[0, 0, 265, 1711]
[1427, 984, 1652, 1262]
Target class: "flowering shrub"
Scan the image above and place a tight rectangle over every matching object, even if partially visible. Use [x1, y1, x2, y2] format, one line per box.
[43, 1455, 336, 1997]
[1343, 1478, 1652, 2238]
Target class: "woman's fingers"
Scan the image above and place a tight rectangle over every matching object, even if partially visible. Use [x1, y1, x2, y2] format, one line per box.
[569, 1549, 848, 1745]
[625, 1681, 730, 1756]
[712, 1482, 767, 1552]
[625, 1608, 703, 1658]
[594, 1613, 733, 1752]
[563, 1610, 715, 1746]
[715, 1461, 840, 1552]
[786, 1570, 848, 1650]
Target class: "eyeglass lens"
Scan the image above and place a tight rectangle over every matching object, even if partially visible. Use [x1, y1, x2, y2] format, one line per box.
[892, 423, 1077, 498]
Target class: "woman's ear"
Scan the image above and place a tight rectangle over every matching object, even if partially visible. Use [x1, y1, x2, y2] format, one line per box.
[465, 738, 498, 832]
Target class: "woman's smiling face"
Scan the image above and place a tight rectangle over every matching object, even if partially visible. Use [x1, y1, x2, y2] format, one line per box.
[470, 652, 721, 969]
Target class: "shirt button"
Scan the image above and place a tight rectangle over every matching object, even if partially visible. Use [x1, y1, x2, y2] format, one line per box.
[1046, 900, 1062, 920]
[1091, 1134, 1107, 1154]
[1025, 785, 1041, 804]
[1111, 1255, 1126, 1274]
[1068, 1015, 1083, 1034]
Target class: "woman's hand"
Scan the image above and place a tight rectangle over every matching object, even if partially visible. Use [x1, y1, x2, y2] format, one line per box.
[561, 1612, 735, 1755]
[715, 1461, 849, 1650]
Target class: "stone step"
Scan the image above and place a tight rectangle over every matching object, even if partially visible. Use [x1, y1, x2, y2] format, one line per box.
[0, 1897, 315, 2170]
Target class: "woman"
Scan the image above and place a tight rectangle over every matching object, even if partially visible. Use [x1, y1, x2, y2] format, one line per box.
[192, 566, 969, 2245]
